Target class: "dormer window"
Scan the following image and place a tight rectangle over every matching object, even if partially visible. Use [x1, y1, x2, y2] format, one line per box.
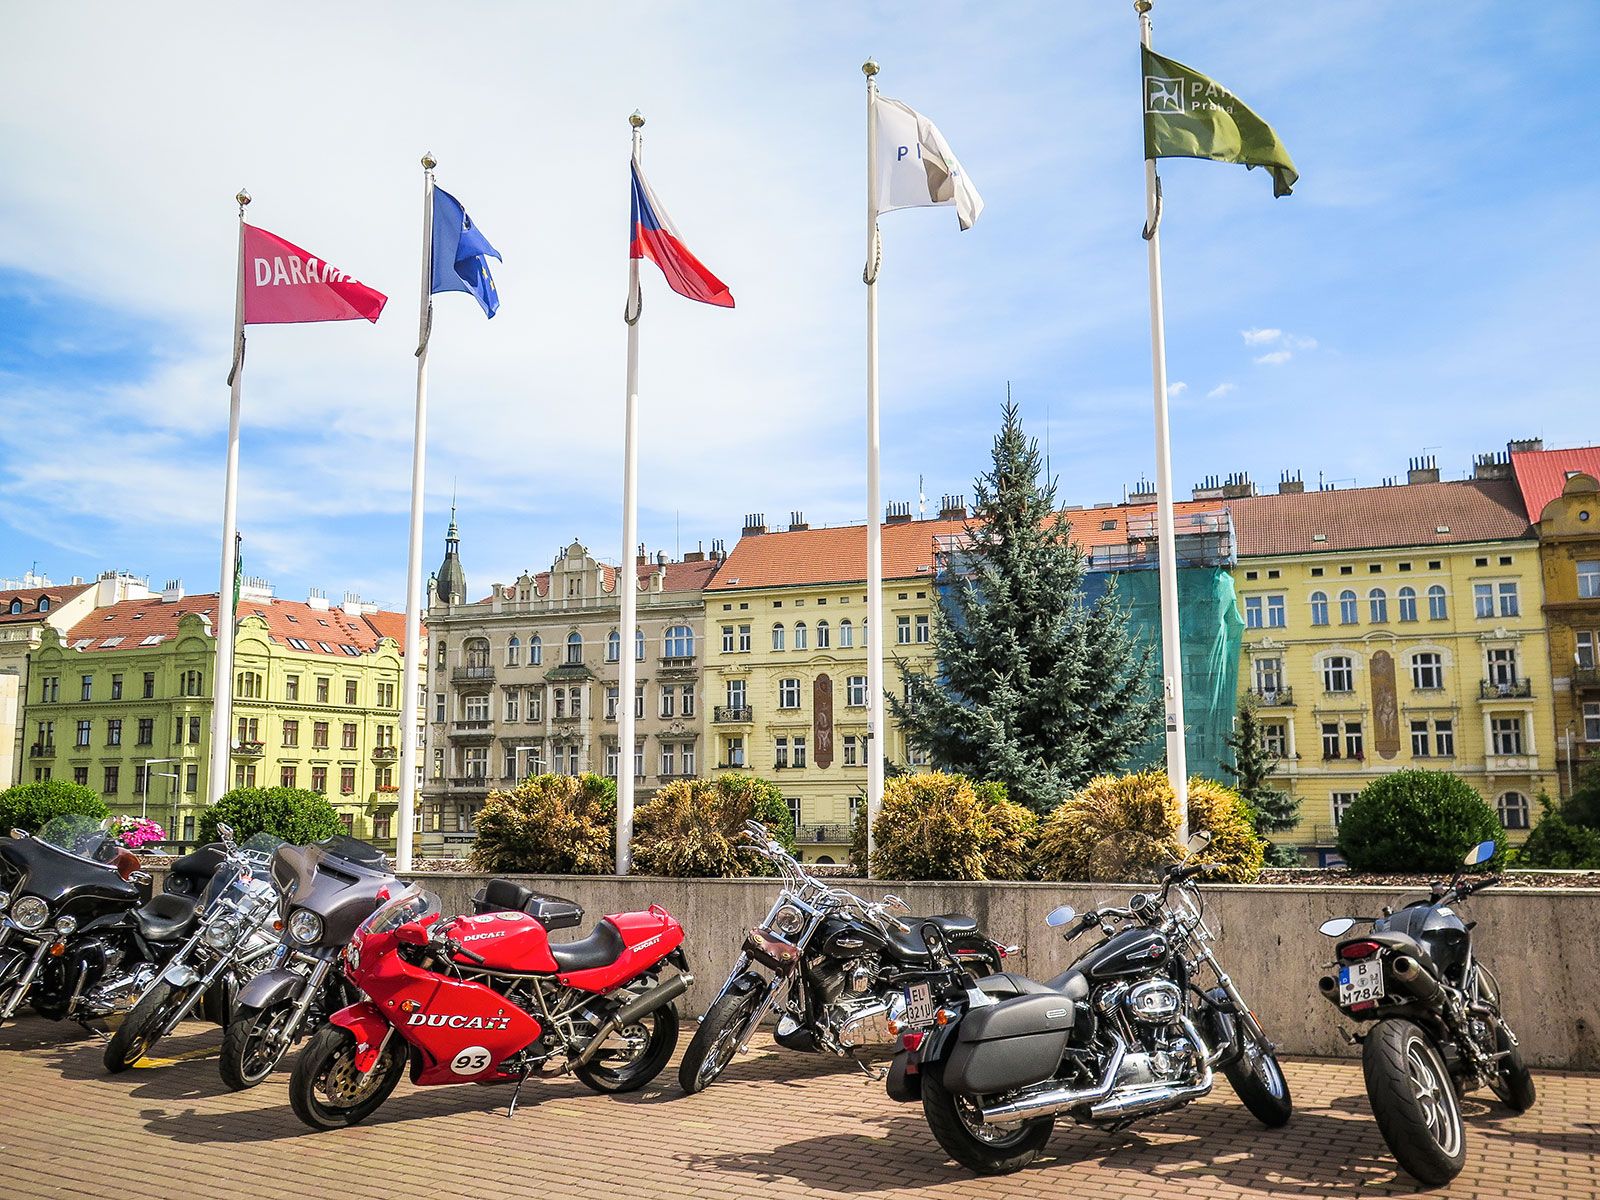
[37, 598, 49, 612]
[8, 599, 20, 615]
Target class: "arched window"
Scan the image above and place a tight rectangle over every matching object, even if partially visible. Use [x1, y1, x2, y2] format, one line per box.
[529, 635, 542, 665]
[1497, 791, 1530, 830]
[8, 599, 20, 615]
[815, 620, 830, 649]
[37, 597, 49, 612]
[1427, 585, 1448, 621]
[838, 619, 854, 648]
[1309, 592, 1329, 626]
[1397, 586, 1418, 622]
[566, 631, 584, 665]
[506, 636, 521, 666]
[793, 621, 809, 650]
[605, 630, 621, 663]
[1339, 589, 1359, 625]
[465, 638, 490, 669]
[635, 627, 645, 661]
[1369, 588, 1388, 623]
[771, 623, 786, 651]
[663, 625, 694, 658]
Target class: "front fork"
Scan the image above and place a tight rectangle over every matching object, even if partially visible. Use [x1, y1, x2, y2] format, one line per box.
[1195, 944, 1273, 1056]
[0, 937, 51, 1021]
[702, 954, 784, 1055]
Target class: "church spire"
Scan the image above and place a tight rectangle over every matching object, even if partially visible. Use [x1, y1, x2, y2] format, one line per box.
[436, 505, 466, 606]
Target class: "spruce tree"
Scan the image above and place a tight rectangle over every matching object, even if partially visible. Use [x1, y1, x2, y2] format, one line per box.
[890, 402, 1160, 813]
[1223, 698, 1302, 866]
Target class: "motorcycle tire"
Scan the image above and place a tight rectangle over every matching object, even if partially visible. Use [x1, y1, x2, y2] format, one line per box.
[103, 981, 191, 1074]
[1223, 1023, 1293, 1127]
[1490, 1028, 1536, 1113]
[1362, 1018, 1467, 1186]
[678, 984, 764, 1094]
[289, 1023, 407, 1131]
[219, 1002, 297, 1091]
[920, 1059, 1054, 1176]
[575, 1004, 679, 1094]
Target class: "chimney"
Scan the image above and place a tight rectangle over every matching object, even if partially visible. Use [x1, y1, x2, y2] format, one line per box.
[1277, 469, 1304, 494]
[636, 541, 647, 566]
[788, 510, 809, 532]
[1221, 471, 1255, 499]
[1126, 477, 1157, 504]
[1191, 474, 1226, 501]
[938, 494, 968, 521]
[885, 500, 913, 524]
[656, 550, 668, 565]
[741, 513, 767, 536]
[683, 539, 706, 563]
[1407, 455, 1440, 485]
[306, 587, 330, 611]
[1382, 475, 1399, 487]
[710, 538, 727, 560]
[1507, 437, 1543, 456]
[1473, 451, 1512, 481]
[159, 579, 185, 604]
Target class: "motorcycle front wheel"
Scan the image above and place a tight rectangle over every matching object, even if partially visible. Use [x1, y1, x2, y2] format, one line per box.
[1362, 1018, 1467, 1185]
[677, 984, 765, 1094]
[1224, 1021, 1293, 1127]
[289, 1024, 407, 1131]
[1490, 1024, 1537, 1113]
[219, 1001, 298, 1090]
[920, 1061, 1054, 1176]
[103, 980, 193, 1073]
[575, 1004, 678, 1094]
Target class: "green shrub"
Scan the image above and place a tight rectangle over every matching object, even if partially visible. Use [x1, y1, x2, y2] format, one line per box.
[974, 781, 1039, 881]
[870, 772, 993, 881]
[630, 774, 791, 877]
[0, 779, 108, 835]
[1185, 778, 1266, 883]
[1336, 770, 1502, 873]
[1559, 766, 1600, 832]
[197, 787, 344, 845]
[472, 773, 615, 874]
[1515, 793, 1600, 869]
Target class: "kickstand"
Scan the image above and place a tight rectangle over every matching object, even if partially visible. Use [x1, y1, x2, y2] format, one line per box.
[853, 1058, 886, 1082]
[507, 1063, 533, 1118]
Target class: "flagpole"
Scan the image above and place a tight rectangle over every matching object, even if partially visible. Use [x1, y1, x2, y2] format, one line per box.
[396, 152, 436, 873]
[863, 59, 885, 876]
[1137, 0, 1190, 843]
[209, 189, 251, 807]
[617, 111, 645, 876]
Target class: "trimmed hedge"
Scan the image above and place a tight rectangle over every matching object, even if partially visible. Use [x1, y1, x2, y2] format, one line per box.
[472, 773, 615, 874]
[0, 779, 108, 835]
[630, 774, 792, 877]
[1336, 770, 1502, 873]
[197, 787, 344, 846]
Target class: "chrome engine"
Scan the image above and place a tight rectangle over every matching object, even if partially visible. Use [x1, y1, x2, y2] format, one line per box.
[81, 961, 159, 1019]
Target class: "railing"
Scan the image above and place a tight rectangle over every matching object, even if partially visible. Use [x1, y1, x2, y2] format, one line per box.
[1248, 687, 1293, 707]
[232, 740, 265, 757]
[659, 655, 696, 668]
[450, 720, 495, 738]
[1310, 824, 1342, 845]
[797, 823, 853, 844]
[452, 665, 495, 682]
[372, 745, 399, 761]
[447, 775, 491, 789]
[714, 706, 753, 723]
[1480, 679, 1533, 699]
[1572, 666, 1600, 690]
[721, 759, 750, 770]
[28, 743, 54, 758]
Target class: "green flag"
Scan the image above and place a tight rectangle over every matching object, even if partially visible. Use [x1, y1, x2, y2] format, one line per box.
[1141, 47, 1298, 197]
[231, 534, 243, 612]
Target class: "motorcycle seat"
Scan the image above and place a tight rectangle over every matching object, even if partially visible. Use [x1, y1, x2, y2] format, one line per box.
[884, 914, 983, 964]
[549, 919, 626, 972]
[133, 892, 198, 943]
[1346, 931, 1441, 979]
[976, 968, 1091, 1006]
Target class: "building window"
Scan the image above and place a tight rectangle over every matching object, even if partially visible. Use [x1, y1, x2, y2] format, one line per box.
[340, 767, 356, 795]
[726, 679, 746, 709]
[1486, 647, 1519, 689]
[235, 717, 258, 745]
[1395, 586, 1417, 623]
[1491, 716, 1524, 756]
[557, 631, 579, 665]
[839, 619, 854, 648]
[664, 625, 694, 658]
[1580, 560, 1600, 600]
[1259, 722, 1286, 757]
[846, 675, 868, 707]
[1410, 719, 1431, 757]
[681, 686, 695, 718]
[604, 686, 619, 720]
[774, 737, 789, 769]
[815, 621, 830, 649]
[1576, 631, 1596, 669]
[104, 765, 120, 794]
[529, 635, 542, 665]
[281, 764, 298, 789]
[1498, 791, 1530, 830]
[1368, 588, 1388, 623]
[81, 674, 93, 701]
[721, 625, 735, 653]
[896, 616, 912, 644]
[136, 718, 154, 746]
[1435, 719, 1455, 757]
[464, 694, 490, 722]
[635, 628, 646, 662]
[1338, 590, 1358, 625]
[313, 721, 329, 749]
[738, 624, 752, 652]
[341, 723, 358, 750]
[40, 675, 59, 703]
[110, 674, 123, 700]
[1473, 583, 1493, 618]
[76, 719, 91, 748]
[660, 744, 676, 777]
[1309, 592, 1329, 626]
[528, 687, 543, 721]
[726, 736, 745, 768]
[1582, 701, 1600, 743]
[315, 677, 330, 703]
[1410, 652, 1444, 690]
[554, 688, 567, 720]
[771, 623, 786, 651]
[1426, 585, 1447, 621]
[843, 735, 859, 767]
[506, 691, 520, 723]
[1322, 655, 1354, 693]
[1321, 722, 1341, 760]
[634, 686, 645, 719]
[181, 670, 204, 697]
[793, 622, 809, 650]
[1498, 581, 1519, 617]
[606, 630, 621, 662]
[189, 715, 202, 744]
[793, 736, 808, 769]
[1252, 657, 1284, 697]
[1331, 792, 1360, 826]
[507, 636, 521, 666]
[433, 693, 445, 723]
[778, 678, 801, 709]
[283, 719, 300, 747]
[907, 743, 929, 767]
[1345, 722, 1364, 760]
[913, 614, 930, 643]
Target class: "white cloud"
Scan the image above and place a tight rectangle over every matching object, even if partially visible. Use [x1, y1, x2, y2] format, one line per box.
[1166, 381, 1187, 398]
[1286, 334, 1319, 350]
[1206, 382, 1237, 400]
[1241, 327, 1282, 345]
[1254, 350, 1293, 366]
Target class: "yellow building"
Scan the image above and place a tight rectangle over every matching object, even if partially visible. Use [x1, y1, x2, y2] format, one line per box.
[1229, 468, 1556, 862]
[702, 508, 968, 863]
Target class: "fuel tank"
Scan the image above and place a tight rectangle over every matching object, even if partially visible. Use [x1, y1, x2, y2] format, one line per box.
[443, 911, 557, 973]
[1073, 927, 1170, 981]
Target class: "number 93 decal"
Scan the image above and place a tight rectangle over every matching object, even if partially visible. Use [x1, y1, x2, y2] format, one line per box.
[450, 1046, 492, 1075]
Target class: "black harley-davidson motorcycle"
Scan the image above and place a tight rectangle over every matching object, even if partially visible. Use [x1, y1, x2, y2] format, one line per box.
[885, 841, 1291, 1175]
[1317, 838, 1535, 1185]
[0, 817, 222, 1027]
[677, 821, 1009, 1094]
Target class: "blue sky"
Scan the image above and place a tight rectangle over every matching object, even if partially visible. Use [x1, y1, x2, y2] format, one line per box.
[1, 2, 1596, 608]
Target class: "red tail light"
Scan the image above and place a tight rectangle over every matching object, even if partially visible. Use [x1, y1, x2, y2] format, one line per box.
[1340, 941, 1381, 961]
[902, 1031, 925, 1052]
[1351, 1000, 1377, 1013]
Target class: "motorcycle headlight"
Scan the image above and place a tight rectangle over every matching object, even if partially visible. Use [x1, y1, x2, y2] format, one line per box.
[0, 891, 10, 913]
[287, 909, 324, 945]
[204, 918, 238, 950]
[11, 895, 48, 931]
[771, 904, 806, 937]
[53, 915, 78, 936]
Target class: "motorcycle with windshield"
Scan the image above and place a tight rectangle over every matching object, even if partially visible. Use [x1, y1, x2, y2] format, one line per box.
[1316, 838, 1535, 1185]
[0, 816, 221, 1028]
[289, 882, 692, 1129]
[677, 820, 1009, 1094]
[102, 824, 283, 1071]
[886, 837, 1291, 1175]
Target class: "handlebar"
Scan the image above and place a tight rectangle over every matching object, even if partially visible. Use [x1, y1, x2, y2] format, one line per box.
[1455, 873, 1501, 899]
[1165, 861, 1223, 886]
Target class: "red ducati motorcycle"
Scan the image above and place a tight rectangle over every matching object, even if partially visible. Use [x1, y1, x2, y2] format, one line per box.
[288, 883, 692, 1129]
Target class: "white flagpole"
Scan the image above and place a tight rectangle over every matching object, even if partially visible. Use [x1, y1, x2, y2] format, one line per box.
[208, 189, 251, 807]
[396, 152, 437, 873]
[863, 60, 885, 875]
[1137, 0, 1190, 842]
[616, 112, 645, 876]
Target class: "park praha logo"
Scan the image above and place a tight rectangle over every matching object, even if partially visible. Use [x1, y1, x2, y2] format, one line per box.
[1145, 75, 1185, 114]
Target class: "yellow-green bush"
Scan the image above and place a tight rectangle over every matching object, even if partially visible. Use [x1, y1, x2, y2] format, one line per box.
[472, 773, 615, 874]
[974, 781, 1039, 881]
[630, 774, 792, 877]
[871, 772, 992, 880]
[1186, 776, 1266, 882]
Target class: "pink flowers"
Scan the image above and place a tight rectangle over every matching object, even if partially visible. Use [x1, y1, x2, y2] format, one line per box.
[110, 816, 167, 849]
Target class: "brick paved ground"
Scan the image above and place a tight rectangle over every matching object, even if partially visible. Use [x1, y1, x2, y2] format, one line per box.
[0, 1016, 1594, 1199]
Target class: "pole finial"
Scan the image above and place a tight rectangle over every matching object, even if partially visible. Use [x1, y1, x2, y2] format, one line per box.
[235, 188, 251, 212]
[421, 151, 437, 171]
[1134, 0, 1153, 13]
[629, 110, 645, 129]
[862, 58, 879, 78]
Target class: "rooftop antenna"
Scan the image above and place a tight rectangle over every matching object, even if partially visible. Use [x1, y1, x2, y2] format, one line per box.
[918, 474, 927, 519]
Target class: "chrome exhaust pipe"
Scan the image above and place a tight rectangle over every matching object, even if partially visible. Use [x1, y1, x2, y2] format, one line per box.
[572, 971, 694, 1068]
[980, 1034, 1128, 1124]
[1391, 956, 1443, 1006]
[1088, 1020, 1215, 1120]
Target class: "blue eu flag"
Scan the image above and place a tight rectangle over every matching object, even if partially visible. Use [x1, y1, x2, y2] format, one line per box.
[431, 188, 501, 318]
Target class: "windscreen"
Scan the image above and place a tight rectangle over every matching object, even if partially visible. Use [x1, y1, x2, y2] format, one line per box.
[358, 883, 440, 937]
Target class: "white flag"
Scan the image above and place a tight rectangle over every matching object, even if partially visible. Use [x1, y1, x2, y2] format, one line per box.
[872, 95, 984, 231]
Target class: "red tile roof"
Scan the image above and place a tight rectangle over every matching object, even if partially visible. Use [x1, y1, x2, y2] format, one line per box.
[0, 583, 92, 626]
[1511, 446, 1600, 524]
[1227, 478, 1533, 558]
[62, 594, 416, 657]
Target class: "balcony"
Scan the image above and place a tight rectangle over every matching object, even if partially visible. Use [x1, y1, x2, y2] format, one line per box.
[1574, 666, 1600, 691]
[659, 654, 696, 669]
[1248, 687, 1294, 707]
[714, 706, 753, 724]
[232, 740, 265, 758]
[797, 823, 853, 845]
[372, 745, 399, 761]
[446, 774, 491, 790]
[449, 721, 495, 741]
[452, 665, 495, 683]
[1480, 679, 1533, 700]
[28, 743, 55, 758]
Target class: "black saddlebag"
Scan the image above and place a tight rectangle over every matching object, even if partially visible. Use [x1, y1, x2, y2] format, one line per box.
[942, 992, 1079, 1096]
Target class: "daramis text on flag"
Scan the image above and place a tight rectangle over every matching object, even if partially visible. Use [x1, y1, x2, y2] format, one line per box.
[242, 223, 388, 325]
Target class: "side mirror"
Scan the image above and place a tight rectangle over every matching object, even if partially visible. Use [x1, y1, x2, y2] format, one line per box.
[1319, 917, 1356, 937]
[1045, 904, 1077, 928]
[1186, 830, 1214, 854]
[395, 924, 430, 946]
[1464, 840, 1496, 867]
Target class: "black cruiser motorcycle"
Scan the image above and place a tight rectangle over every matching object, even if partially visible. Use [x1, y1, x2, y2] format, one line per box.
[886, 841, 1291, 1175]
[0, 817, 221, 1028]
[678, 821, 1009, 1093]
[1317, 839, 1535, 1185]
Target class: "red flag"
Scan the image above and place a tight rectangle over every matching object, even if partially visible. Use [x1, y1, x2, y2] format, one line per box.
[242, 224, 387, 325]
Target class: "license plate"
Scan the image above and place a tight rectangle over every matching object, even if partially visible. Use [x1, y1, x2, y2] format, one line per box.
[902, 982, 935, 1027]
[1338, 959, 1385, 1005]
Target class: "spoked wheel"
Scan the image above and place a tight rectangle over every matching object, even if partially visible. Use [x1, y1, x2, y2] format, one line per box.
[678, 986, 763, 1095]
[102, 981, 192, 1074]
[219, 1002, 297, 1091]
[1362, 1018, 1467, 1186]
[920, 1062, 1054, 1175]
[1490, 1023, 1536, 1113]
[289, 1024, 407, 1131]
[1224, 1020, 1293, 1127]
[575, 1004, 679, 1094]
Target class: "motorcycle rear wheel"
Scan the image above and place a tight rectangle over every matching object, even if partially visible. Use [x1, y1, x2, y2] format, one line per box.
[678, 985, 763, 1094]
[103, 981, 191, 1074]
[289, 1024, 407, 1131]
[1362, 1018, 1467, 1186]
[574, 1004, 679, 1094]
[921, 1062, 1054, 1176]
[219, 1002, 297, 1090]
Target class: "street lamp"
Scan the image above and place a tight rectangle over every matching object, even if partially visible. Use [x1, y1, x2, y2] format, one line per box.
[140, 757, 180, 835]
[512, 745, 544, 782]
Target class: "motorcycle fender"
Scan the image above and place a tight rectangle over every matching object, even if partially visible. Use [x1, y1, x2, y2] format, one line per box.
[163, 962, 202, 989]
[1203, 986, 1240, 1068]
[236, 966, 306, 1013]
[0, 946, 27, 988]
[726, 969, 765, 997]
[330, 1000, 392, 1074]
[885, 1049, 921, 1103]
[915, 1020, 959, 1066]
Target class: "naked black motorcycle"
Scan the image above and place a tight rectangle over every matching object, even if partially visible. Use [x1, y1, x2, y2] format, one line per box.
[1317, 839, 1535, 1185]
[887, 845, 1291, 1175]
[677, 821, 1008, 1094]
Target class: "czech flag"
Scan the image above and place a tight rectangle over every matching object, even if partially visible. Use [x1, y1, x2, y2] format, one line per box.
[629, 158, 733, 308]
